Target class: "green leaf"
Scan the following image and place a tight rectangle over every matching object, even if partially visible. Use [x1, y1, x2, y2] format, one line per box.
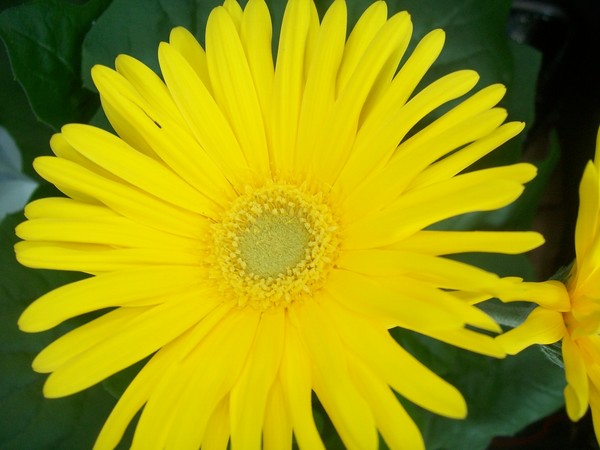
[390, 0, 514, 90]
[0, 0, 111, 130]
[0, 206, 136, 449]
[81, 0, 224, 91]
[0, 32, 52, 177]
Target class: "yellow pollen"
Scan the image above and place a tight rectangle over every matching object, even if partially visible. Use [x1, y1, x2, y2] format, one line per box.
[211, 184, 339, 310]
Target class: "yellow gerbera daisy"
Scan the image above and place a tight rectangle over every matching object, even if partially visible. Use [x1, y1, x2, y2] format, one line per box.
[497, 126, 600, 443]
[15, 0, 549, 448]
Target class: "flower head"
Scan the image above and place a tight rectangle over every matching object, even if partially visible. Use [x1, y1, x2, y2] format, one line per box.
[497, 126, 600, 443]
[16, 0, 543, 448]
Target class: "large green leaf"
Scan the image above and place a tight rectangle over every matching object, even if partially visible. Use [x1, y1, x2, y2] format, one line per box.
[0, 34, 52, 178]
[0, 0, 111, 130]
[81, 0, 224, 90]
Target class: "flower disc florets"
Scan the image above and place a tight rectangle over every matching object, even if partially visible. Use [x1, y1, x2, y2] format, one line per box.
[211, 184, 340, 310]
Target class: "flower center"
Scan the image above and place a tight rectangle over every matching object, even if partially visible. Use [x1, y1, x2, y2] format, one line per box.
[211, 184, 339, 310]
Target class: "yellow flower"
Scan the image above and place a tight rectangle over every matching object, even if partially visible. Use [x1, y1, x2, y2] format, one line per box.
[497, 126, 600, 443]
[16, 0, 545, 448]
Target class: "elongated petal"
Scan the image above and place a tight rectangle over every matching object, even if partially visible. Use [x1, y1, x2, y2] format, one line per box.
[344, 178, 526, 249]
[326, 269, 467, 331]
[165, 309, 261, 449]
[92, 65, 235, 203]
[414, 121, 525, 186]
[563, 333, 590, 421]
[202, 396, 231, 450]
[18, 266, 204, 331]
[498, 280, 571, 311]
[16, 216, 200, 250]
[15, 240, 201, 273]
[296, 301, 378, 450]
[321, 299, 467, 418]
[270, 0, 311, 176]
[24, 197, 113, 219]
[94, 345, 180, 450]
[336, 1, 388, 94]
[42, 292, 218, 397]
[391, 230, 545, 255]
[496, 307, 566, 355]
[169, 27, 212, 91]
[263, 380, 292, 450]
[34, 307, 145, 373]
[62, 125, 210, 214]
[33, 156, 204, 237]
[294, 0, 346, 177]
[229, 310, 285, 450]
[158, 42, 250, 188]
[337, 67, 476, 195]
[240, 0, 274, 123]
[279, 322, 325, 450]
[114, 54, 184, 124]
[315, 11, 412, 183]
[349, 355, 425, 450]
[206, 6, 270, 179]
[422, 327, 505, 358]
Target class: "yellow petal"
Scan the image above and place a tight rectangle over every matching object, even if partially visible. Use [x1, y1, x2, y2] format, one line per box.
[498, 280, 571, 311]
[336, 67, 477, 195]
[34, 307, 144, 373]
[158, 42, 250, 188]
[229, 309, 285, 450]
[414, 121, 525, 185]
[279, 319, 325, 450]
[390, 230, 545, 255]
[563, 333, 590, 421]
[206, 6, 270, 179]
[332, 255, 502, 331]
[589, 384, 600, 444]
[574, 162, 600, 282]
[270, 0, 311, 176]
[315, 11, 412, 184]
[15, 240, 201, 273]
[92, 65, 235, 202]
[23, 197, 113, 220]
[349, 355, 425, 450]
[296, 301, 378, 450]
[423, 327, 506, 358]
[94, 345, 179, 450]
[61, 124, 211, 215]
[114, 54, 184, 124]
[240, 0, 274, 124]
[321, 299, 467, 419]
[168, 27, 212, 91]
[326, 269, 467, 331]
[263, 379, 292, 450]
[341, 100, 508, 217]
[132, 308, 258, 449]
[42, 292, 217, 397]
[16, 216, 200, 250]
[344, 178, 526, 249]
[336, 1, 387, 95]
[165, 308, 260, 449]
[33, 156, 205, 237]
[223, 0, 243, 29]
[294, 0, 346, 178]
[202, 396, 231, 450]
[18, 266, 205, 332]
[495, 307, 566, 355]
